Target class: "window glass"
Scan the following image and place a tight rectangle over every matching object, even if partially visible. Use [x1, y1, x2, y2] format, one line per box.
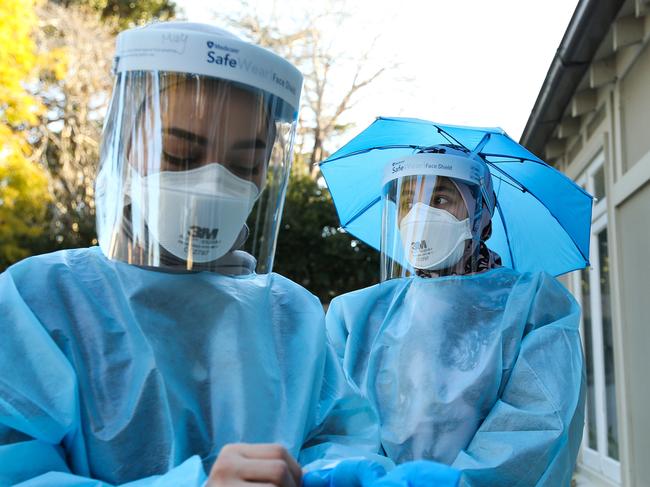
[593, 165, 606, 201]
[581, 268, 598, 450]
[598, 229, 619, 460]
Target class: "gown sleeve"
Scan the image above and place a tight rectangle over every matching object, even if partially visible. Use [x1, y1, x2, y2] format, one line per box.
[451, 273, 586, 486]
[299, 300, 390, 472]
[323, 297, 349, 363]
[0, 270, 208, 487]
[299, 339, 393, 470]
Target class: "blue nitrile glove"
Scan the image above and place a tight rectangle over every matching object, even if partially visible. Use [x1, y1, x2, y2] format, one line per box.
[371, 460, 461, 487]
[302, 459, 387, 487]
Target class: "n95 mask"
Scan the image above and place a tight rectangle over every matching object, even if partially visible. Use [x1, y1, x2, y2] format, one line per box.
[128, 163, 259, 263]
[399, 202, 472, 271]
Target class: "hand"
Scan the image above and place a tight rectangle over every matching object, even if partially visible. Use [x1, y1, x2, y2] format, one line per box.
[207, 443, 302, 487]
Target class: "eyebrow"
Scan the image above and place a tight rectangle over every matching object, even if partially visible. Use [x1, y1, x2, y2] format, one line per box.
[410, 181, 456, 195]
[163, 127, 267, 152]
[434, 183, 457, 192]
[163, 127, 208, 146]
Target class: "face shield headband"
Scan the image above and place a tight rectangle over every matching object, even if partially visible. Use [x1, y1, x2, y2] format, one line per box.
[113, 23, 302, 113]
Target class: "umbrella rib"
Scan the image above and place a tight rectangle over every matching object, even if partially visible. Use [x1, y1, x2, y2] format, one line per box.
[490, 174, 527, 192]
[484, 159, 528, 164]
[472, 133, 491, 155]
[481, 153, 544, 164]
[319, 145, 420, 165]
[342, 195, 382, 229]
[434, 126, 471, 151]
[482, 153, 593, 199]
[485, 162, 527, 192]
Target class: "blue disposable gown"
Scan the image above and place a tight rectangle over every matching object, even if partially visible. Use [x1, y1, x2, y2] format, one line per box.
[326, 268, 585, 486]
[0, 247, 383, 486]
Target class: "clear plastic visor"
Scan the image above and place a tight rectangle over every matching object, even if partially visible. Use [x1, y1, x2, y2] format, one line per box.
[96, 71, 298, 274]
[381, 174, 484, 281]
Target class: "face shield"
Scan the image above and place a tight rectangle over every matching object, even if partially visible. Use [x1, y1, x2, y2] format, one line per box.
[95, 22, 302, 274]
[381, 149, 494, 281]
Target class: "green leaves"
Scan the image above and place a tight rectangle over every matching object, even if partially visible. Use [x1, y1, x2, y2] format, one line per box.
[274, 169, 378, 303]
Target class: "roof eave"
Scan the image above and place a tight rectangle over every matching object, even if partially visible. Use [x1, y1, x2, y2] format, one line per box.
[520, 0, 626, 155]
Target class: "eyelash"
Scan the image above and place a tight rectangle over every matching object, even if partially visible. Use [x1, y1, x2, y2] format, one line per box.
[230, 163, 261, 178]
[406, 196, 450, 208]
[162, 151, 200, 169]
[434, 196, 449, 205]
[162, 148, 263, 176]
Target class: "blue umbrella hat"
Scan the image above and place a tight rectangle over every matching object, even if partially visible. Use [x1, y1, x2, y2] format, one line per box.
[319, 117, 593, 277]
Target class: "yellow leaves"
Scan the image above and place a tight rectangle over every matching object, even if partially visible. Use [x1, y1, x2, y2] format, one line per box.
[0, 132, 51, 266]
[0, 0, 42, 126]
[39, 47, 69, 82]
[0, 141, 50, 214]
[0, 0, 68, 127]
[0, 0, 54, 267]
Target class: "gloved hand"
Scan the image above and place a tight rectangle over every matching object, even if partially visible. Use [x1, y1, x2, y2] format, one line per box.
[371, 460, 461, 487]
[302, 459, 387, 487]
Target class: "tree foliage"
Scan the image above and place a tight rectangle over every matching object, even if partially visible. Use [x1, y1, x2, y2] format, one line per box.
[51, 0, 176, 30]
[0, 146, 52, 269]
[220, 1, 388, 299]
[275, 168, 379, 302]
[1, 0, 177, 269]
[31, 3, 115, 251]
[0, 0, 62, 269]
[221, 1, 390, 172]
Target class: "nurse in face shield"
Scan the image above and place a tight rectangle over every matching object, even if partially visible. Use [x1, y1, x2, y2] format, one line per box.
[97, 36, 287, 272]
[0, 22, 385, 487]
[327, 145, 585, 486]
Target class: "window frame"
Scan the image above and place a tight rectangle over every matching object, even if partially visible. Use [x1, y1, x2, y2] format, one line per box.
[573, 151, 621, 484]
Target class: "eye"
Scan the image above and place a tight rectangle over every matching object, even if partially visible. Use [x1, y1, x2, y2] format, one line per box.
[433, 195, 450, 206]
[225, 143, 268, 178]
[162, 151, 203, 170]
[224, 157, 264, 180]
[161, 131, 205, 170]
[227, 164, 258, 179]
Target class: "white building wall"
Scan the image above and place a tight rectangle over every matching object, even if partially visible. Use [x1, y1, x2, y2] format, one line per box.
[552, 30, 650, 487]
